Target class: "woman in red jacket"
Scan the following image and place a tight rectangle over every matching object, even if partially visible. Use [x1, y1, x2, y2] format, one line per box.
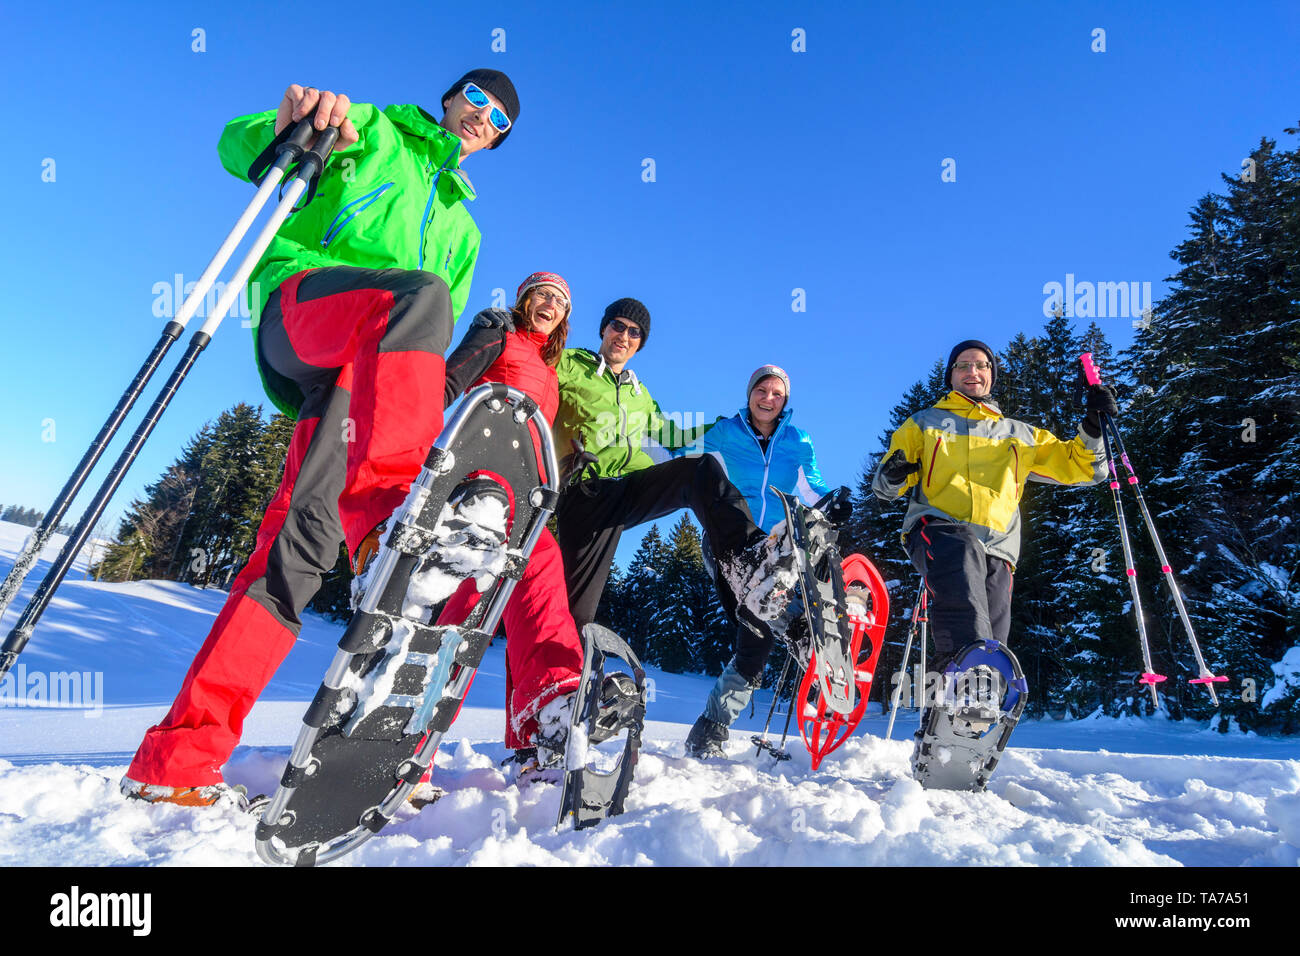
[433, 272, 585, 773]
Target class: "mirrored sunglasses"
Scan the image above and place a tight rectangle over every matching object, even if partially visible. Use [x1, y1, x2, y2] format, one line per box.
[462, 83, 511, 133]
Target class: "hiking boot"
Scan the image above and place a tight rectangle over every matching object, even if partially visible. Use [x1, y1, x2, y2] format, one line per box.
[725, 505, 839, 623]
[512, 748, 565, 787]
[120, 775, 250, 810]
[407, 782, 445, 808]
[350, 521, 389, 608]
[725, 528, 799, 622]
[352, 521, 387, 575]
[684, 714, 729, 759]
[532, 693, 575, 774]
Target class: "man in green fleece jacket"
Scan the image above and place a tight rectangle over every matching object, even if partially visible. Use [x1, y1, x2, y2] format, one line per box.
[124, 70, 520, 806]
[554, 299, 789, 641]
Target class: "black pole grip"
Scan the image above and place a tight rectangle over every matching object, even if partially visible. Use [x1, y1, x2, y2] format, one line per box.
[290, 125, 341, 210]
[248, 112, 318, 185]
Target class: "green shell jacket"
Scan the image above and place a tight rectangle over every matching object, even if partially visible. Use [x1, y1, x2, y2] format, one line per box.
[553, 348, 716, 478]
[216, 103, 481, 416]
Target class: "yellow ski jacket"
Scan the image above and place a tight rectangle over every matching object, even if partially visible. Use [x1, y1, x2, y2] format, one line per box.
[872, 391, 1106, 566]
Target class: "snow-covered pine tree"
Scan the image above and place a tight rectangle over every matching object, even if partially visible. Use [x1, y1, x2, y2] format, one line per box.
[594, 560, 627, 638]
[841, 359, 945, 713]
[1059, 323, 1139, 718]
[96, 426, 212, 583]
[98, 404, 298, 590]
[648, 515, 729, 674]
[1119, 124, 1299, 730]
[617, 525, 672, 666]
[170, 404, 268, 586]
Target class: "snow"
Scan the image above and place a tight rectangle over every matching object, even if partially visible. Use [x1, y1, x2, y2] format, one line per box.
[1, 520, 1298, 867]
[1262, 645, 1300, 709]
[723, 520, 800, 621]
[400, 500, 509, 621]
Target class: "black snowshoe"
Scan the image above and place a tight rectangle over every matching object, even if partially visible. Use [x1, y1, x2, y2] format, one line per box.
[254, 383, 561, 867]
[911, 640, 1028, 792]
[556, 623, 647, 830]
[769, 489, 857, 717]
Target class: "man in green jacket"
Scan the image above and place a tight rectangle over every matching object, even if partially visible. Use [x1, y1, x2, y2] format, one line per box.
[554, 299, 788, 638]
[124, 70, 520, 806]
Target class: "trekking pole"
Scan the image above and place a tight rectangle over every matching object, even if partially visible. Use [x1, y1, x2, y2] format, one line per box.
[885, 581, 925, 740]
[775, 673, 798, 755]
[752, 652, 795, 759]
[1079, 353, 1163, 708]
[0, 116, 322, 623]
[0, 122, 341, 681]
[1080, 353, 1227, 705]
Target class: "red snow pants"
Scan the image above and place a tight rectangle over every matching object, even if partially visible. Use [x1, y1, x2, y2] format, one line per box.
[128, 267, 454, 786]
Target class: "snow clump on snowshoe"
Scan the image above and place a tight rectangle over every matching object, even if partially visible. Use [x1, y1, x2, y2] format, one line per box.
[400, 479, 511, 621]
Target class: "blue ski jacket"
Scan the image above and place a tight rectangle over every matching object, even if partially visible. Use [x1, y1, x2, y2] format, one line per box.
[693, 407, 830, 532]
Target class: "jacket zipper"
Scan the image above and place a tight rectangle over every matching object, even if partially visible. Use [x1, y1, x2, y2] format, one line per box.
[745, 415, 782, 528]
[1012, 445, 1019, 483]
[616, 379, 633, 474]
[925, 436, 943, 488]
[418, 157, 457, 270]
[320, 183, 394, 247]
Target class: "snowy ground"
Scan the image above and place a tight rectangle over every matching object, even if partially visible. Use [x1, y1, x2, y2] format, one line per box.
[1, 521, 1297, 867]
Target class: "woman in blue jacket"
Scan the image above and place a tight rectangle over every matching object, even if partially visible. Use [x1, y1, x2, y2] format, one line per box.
[685, 365, 838, 758]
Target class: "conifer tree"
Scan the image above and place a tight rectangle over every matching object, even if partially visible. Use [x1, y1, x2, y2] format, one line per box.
[649, 516, 714, 673]
[841, 360, 944, 712]
[619, 525, 671, 666]
[1119, 126, 1299, 729]
[177, 403, 269, 586]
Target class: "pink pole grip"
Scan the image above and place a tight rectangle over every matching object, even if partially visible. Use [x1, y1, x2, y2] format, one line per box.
[1080, 352, 1102, 386]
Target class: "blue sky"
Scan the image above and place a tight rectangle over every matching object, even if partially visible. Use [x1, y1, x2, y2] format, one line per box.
[2, 1, 1298, 568]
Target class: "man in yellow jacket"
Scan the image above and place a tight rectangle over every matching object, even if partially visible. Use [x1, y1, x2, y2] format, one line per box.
[873, 339, 1116, 667]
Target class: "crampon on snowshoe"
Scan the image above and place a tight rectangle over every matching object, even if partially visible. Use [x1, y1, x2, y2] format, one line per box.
[254, 383, 561, 867]
[796, 552, 889, 770]
[911, 640, 1028, 792]
[556, 623, 647, 831]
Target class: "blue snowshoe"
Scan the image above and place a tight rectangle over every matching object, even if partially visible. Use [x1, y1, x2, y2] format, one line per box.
[911, 640, 1028, 792]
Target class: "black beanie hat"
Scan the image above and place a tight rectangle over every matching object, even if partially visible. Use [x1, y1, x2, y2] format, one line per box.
[600, 298, 651, 349]
[946, 339, 997, 390]
[440, 68, 520, 148]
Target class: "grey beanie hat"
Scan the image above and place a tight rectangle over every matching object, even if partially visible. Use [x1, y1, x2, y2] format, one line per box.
[746, 364, 791, 402]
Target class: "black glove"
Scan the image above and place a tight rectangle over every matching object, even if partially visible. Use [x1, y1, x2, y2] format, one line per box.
[825, 486, 853, 527]
[471, 307, 516, 330]
[1082, 384, 1118, 438]
[563, 438, 600, 496]
[880, 449, 920, 485]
